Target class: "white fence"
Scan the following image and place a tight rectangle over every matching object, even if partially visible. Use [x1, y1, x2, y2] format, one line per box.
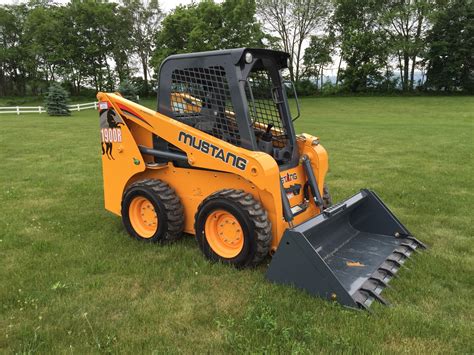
[0, 101, 98, 115]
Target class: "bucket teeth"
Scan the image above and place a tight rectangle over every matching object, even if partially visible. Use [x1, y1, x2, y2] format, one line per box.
[393, 249, 411, 259]
[369, 276, 390, 288]
[355, 279, 390, 306]
[378, 265, 398, 278]
[386, 256, 403, 268]
[400, 242, 419, 253]
[360, 287, 390, 306]
[371, 270, 392, 284]
[403, 236, 427, 249]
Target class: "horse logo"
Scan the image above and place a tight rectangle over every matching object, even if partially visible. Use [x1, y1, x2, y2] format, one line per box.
[99, 108, 124, 160]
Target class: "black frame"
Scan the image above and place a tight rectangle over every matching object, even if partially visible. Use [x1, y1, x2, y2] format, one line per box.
[157, 48, 299, 169]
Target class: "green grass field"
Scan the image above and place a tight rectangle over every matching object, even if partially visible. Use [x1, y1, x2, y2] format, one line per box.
[1, 96, 473, 353]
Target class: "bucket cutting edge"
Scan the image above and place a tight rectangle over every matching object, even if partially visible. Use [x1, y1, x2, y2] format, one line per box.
[266, 189, 426, 309]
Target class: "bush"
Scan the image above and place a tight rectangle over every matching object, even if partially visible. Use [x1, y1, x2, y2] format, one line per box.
[118, 80, 138, 102]
[295, 79, 318, 97]
[320, 81, 341, 96]
[44, 84, 70, 116]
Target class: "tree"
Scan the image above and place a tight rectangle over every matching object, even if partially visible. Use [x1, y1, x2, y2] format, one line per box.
[44, 83, 70, 116]
[0, 4, 31, 96]
[425, 0, 474, 92]
[220, 0, 265, 48]
[256, 0, 328, 83]
[303, 34, 334, 89]
[151, 0, 265, 72]
[122, 0, 163, 95]
[24, 5, 67, 93]
[118, 79, 138, 102]
[332, 0, 389, 92]
[380, 0, 435, 91]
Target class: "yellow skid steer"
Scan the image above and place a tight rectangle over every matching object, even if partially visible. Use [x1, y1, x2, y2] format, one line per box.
[97, 48, 425, 309]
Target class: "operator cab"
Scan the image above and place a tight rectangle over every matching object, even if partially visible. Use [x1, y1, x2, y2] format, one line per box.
[157, 48, 300, 168]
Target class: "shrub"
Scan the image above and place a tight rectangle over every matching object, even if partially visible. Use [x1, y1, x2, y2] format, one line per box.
[294, 79, 318, 97]
[44, 84, 70, 116]
[118, 80, 138, 102]
[321, 81, 341, 96]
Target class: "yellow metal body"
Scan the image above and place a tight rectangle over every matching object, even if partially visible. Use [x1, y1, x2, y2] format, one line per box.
[97, 92, 328, 252]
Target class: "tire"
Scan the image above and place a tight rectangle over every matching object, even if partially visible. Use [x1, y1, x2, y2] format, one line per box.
[121, 179, 184, 243]
[194, 189, 272, 268]
[323, 183, 332, 210]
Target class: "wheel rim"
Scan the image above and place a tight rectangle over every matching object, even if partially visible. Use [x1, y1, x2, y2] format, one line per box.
[204, 209, 244, 258]
[128, 196, 158, 238]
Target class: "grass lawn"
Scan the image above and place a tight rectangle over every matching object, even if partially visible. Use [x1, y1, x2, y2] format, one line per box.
[1, 96, 473, 353]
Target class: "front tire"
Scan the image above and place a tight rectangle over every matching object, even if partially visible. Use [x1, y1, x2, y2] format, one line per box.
[194, 189, 272, 268]
[121, 179, 184, 243]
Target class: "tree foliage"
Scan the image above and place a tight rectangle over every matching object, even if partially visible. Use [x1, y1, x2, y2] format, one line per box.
[303, 34, 334, 90]
[44, 83, 70, 116]
[332, 0, 389, 92]
[151, 0, 265, 72]
[379, 0, 435, 91]
[0, 0, 472, 97]
[118, 79, 139, 102]
[122, 0, 163, 93]
[425, 0, 474, 92]
[256, 0, 328, 83]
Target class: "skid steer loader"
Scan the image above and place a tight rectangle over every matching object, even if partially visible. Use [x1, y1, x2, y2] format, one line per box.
[97, 48, 425, 309]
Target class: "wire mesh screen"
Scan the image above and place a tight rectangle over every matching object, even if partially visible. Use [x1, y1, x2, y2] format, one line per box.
[246, 69, 288, 145]
[170, 66, 241, 146]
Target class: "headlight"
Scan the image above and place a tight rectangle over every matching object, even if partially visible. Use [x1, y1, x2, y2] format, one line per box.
[245, 52, 253, 64]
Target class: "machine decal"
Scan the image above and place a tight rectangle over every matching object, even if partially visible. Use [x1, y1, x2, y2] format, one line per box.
[281, 172, 297, 184]
[99, 108, 124, 160]
[178, 131, 247, 170]
[117, 103, 153, 128]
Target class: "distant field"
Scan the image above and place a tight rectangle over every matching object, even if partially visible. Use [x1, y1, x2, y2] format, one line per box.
[1, 96, 473, 353]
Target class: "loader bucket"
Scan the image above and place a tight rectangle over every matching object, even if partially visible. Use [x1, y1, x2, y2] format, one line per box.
[266, 189, 426, 309]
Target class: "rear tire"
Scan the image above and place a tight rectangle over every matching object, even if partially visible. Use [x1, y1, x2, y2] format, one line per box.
[194, 189, 271, 268]
[122, 179, 184, 243]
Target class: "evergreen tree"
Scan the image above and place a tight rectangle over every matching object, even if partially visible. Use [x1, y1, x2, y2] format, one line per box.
[44, 83, 70, 116]
[118, 79, 138, 102]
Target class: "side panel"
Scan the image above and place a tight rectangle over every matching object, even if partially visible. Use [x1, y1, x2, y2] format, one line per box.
[99, 108, 145, 215]
[131, 167, 259, 234]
